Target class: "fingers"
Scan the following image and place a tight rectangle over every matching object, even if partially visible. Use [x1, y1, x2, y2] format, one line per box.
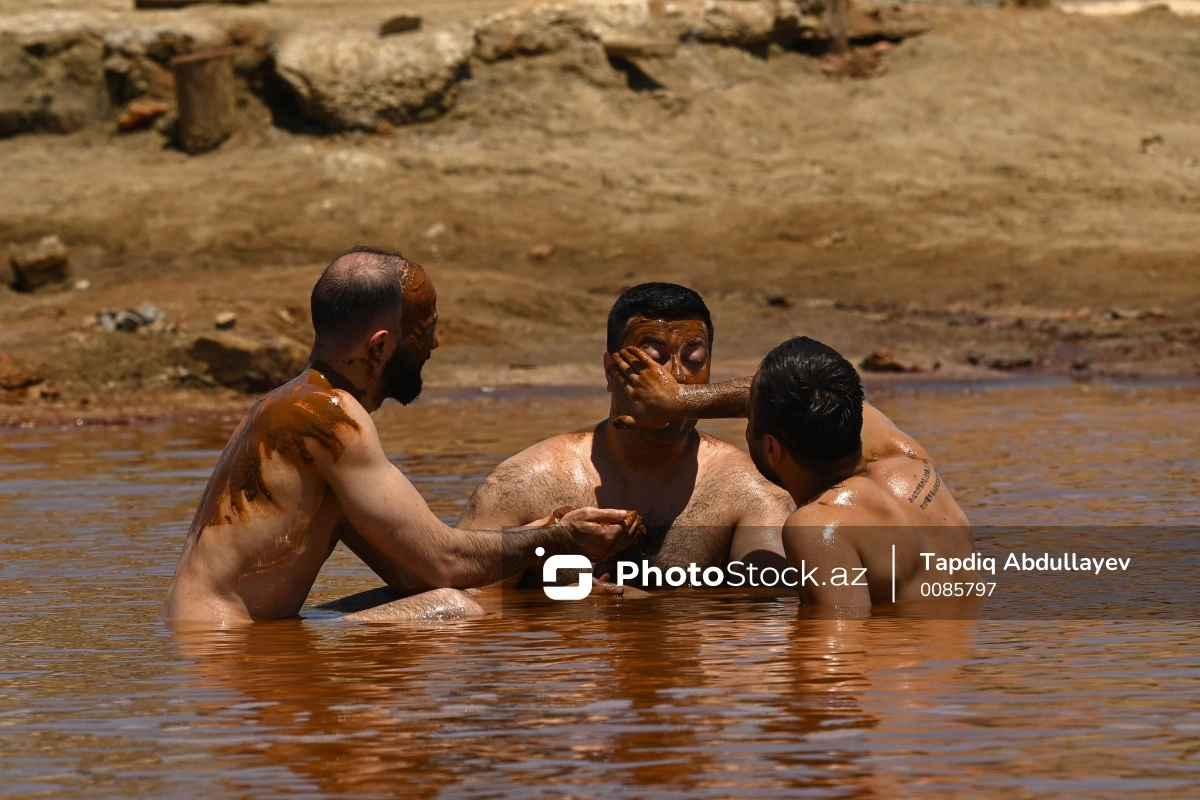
[624, 346, 659, 371]
[611, 350, 635, 382]
[575, 507, 634, 525]
[611, 415, 637, 429]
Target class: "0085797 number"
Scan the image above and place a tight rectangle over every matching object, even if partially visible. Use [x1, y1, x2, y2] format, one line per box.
[920, 582, 996, 598]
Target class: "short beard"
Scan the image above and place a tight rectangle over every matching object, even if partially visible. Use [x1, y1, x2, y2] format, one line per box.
[380, 346, 426, 406]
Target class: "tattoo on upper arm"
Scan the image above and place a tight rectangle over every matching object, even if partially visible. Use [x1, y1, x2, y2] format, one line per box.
[907, 462, 932, 504]
[920, 475, 942, 510]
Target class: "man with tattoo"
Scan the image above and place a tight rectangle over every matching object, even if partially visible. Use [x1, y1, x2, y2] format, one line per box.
[610, 336, 971, 609]
[163, 247, 643, 627]
[458, 283, 796, 590]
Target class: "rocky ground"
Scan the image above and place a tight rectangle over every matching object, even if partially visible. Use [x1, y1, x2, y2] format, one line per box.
[1, 0, 1199, 427]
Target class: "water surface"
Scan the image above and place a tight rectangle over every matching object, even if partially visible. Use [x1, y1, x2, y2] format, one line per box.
[1, 383, 1198, 798]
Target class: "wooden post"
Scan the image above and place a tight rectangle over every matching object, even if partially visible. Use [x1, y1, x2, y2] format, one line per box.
[829, 0, 850, 55]
[171, 48, 237, 155]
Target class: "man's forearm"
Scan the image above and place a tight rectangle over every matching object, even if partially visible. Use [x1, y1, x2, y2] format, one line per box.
[675, 377, 752, 419]
[435, 524, 574, 588]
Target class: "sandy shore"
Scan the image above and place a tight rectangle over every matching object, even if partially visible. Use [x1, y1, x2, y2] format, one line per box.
[1, 2, 1198, 426]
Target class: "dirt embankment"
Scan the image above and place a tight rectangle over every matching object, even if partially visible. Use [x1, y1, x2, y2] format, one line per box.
[1, 1, 1199, 427]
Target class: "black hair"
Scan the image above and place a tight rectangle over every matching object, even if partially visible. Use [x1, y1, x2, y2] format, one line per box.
[606, 282, 714, 353]
[310, 245, 411, 344]
[751, 336, 864, 469]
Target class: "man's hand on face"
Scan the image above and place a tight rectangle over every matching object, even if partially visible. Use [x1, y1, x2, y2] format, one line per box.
[560, 508, 646, 562]
[610, 346, 685, 430]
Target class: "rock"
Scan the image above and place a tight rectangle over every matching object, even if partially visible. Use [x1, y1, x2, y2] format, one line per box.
[380, 15, 423, 37]
[96, 302, 166, 333]
[0, 31, 108, 137]
[966, 352, 1035, 371]
[766, 295, 794, 309]
[137, 302, 165, 323]
[117, 99, 170, 132]
[1000, 0, 1052, 8]
[529, 243, 556, 261]
[188, 332, 309, 392]
[0, 353, 45, 391]
[811, 230, 847, 248]
[73, 279, 90, 291]
[273, 27, 475, 131]
[1139, 134, 1163, 155]
[214, 311, 237, 330]
[820, 50, 883, 79]
[694, 0, 778, 47]
[97, 310, 144, 332]
[475, 0, 653, 62]
[10, 235, 70, 292]
[860, 349, 930, 373]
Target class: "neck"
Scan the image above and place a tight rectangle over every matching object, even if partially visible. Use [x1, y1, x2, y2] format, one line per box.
[308, 349, 377, 412]
[599, 418, 697, 475]
[788, 454, 869, 507]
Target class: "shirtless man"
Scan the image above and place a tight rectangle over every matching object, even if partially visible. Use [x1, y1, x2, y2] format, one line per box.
[610, 336, 972, 609]
[458, 282, 795, 590]
[162, 246, 642, 627]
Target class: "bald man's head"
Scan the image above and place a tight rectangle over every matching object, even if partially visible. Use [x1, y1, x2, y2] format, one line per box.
[311, 246, 415, 346]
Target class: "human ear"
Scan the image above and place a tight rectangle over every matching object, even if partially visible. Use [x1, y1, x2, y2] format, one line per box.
[764, 434, 784, 469]
[367, 330, 389, 362]
[603, 352, 616, 393]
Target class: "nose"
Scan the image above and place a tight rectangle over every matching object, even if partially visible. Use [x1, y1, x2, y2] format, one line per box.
[670, 354, 685, 382]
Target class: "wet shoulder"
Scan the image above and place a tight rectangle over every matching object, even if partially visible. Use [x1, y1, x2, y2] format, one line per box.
[247, 370, 365, 464]
[862, 403, 932, 463]
[490, 426, 597, 483]
[695, 432, 758, 482]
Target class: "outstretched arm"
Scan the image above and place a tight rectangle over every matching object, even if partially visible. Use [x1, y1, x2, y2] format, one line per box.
[315, 402, 642, 589]
[610, 346, 751, 428]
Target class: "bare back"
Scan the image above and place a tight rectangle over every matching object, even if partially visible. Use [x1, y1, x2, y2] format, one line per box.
[163, 370, 360, 624]
[460, 424, 794, 587]
[784, 406, 972, 608]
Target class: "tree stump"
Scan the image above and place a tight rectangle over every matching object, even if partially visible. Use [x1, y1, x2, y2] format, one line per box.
[171, 48, 237, 155]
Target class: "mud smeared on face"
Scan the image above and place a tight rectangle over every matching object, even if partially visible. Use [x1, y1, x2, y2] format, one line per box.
[376, 265, 438, 406]
[196, 370, 361, 530]
[617, 316, 711, 444]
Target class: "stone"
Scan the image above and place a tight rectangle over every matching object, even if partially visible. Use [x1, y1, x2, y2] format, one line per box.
[0, 354, 45, 392]
[0, 31, 108, 137]
[860, 349, 926, 373]
[529, 243, 556, 261]
[117, 99, 170, 132]
[475, 1, 653, 63]
[966, 352, 1035, 371]
[188, 332, 309, 392]
[137, 302, 165, 324]
[694, 0, 778, 47]
[380, 15, 423, 37]
[273, 27, 475, 131]
[214, 311, 237, 330]
[10, 235, 70, 292]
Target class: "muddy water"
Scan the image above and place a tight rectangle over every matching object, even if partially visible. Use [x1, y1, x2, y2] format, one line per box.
[1, 383, 1198, 798]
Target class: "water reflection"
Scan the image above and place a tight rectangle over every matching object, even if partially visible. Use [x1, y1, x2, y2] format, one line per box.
[1, 383, 1199, 797]
[167, 604, 982, 798]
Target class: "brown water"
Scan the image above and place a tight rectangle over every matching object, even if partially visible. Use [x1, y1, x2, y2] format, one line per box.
[1, 383, 1199, 798]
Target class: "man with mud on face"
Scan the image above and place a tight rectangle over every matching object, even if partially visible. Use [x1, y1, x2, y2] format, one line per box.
[162, 246, 644, 627]
[458, 283, 796, 592]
